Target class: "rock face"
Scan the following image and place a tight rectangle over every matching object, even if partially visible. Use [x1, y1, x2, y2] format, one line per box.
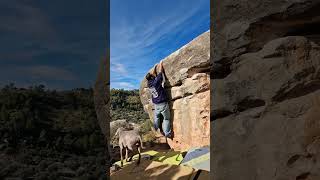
[140, 31, 210, 151]
[93, 57, 110, 165]
[94, 57, 109, 138]
[212, 1, 320, 179]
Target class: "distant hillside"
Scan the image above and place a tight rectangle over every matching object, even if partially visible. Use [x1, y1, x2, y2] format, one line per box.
[110, 88, 149, 123]
[0, 84, 106, 179]
[0, 84, 105, 153]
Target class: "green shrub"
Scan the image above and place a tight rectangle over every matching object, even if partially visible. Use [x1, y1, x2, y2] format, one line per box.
[139, 120, 153, 135]
[142, 131, 157, 142]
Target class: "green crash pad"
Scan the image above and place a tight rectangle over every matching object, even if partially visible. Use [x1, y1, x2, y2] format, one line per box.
[111, 160, 198, 180]
[114, 150, 185, 167]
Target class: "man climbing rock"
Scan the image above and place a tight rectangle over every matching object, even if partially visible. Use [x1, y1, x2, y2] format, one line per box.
[145, 61, 172, 139]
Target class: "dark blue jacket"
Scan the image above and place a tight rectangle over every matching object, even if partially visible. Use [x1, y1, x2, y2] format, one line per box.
[147, 72, 167, 104]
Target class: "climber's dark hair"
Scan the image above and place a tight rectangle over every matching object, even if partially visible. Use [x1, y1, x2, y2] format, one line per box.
[145, 73, 154, 81]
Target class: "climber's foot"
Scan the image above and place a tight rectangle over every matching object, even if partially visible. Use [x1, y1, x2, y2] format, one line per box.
[166, 132, 173, 140]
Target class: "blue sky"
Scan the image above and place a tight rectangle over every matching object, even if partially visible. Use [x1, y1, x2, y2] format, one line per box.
[0, 0, 107, 90]
[110, 0, 210, 90]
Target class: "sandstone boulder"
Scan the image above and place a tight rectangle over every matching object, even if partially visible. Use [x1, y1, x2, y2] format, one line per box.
[93, 56, 110, 166]
[93, 57, 109, 139]
[212, 1, 320, 179]
[140, 31, 210, 151]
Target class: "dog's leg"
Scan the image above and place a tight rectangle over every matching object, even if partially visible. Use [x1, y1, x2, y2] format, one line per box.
[120, 147, 123, 167]
[128, 146, 134, 162]
[125, 147, 129, 162]
[137, 146, 141, 165]
[129, 152, 134, 162]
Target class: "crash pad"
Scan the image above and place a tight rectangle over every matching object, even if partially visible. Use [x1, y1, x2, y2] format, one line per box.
[111, 160, 198, 180]
[114, 150, 184, 167]
[180, 146, 210, 171]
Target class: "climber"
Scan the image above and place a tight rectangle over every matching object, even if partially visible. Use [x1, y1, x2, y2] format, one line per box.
[145, 61, 172, 140]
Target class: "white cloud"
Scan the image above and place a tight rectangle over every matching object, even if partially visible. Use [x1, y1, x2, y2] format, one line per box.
[110, 1, 207, 60]
[111, 82, 137, 90]
[110, 62, 128, 76]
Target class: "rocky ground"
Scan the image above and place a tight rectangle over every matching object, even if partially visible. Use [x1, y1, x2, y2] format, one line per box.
[0, 144, 106, 180]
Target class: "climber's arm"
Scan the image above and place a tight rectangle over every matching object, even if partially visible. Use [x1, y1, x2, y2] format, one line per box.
[154, 72, 163, 83]
[151, 64, 157, 76]
[152, 61, 164, 85]
[154, 67, 163, 85]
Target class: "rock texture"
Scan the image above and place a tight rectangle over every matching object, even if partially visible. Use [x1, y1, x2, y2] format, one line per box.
[140, 31, 210, 151]
[212, 1, 320, 179]
[93, 56, 110, 168]
[94, 57, 109, 138]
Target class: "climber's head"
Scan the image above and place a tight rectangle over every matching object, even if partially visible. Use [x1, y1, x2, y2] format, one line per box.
[145, 73, 155, 81]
